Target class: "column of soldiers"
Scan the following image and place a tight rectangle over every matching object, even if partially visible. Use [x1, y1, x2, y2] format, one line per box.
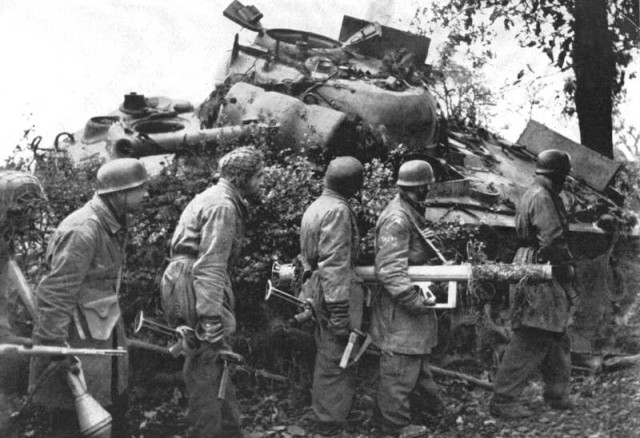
[0, 146, 577, 438]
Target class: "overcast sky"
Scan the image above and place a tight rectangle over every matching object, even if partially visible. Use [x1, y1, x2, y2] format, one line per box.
[0, 0, 637, 162]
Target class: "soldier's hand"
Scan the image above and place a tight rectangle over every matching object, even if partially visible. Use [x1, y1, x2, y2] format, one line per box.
[420, 285, 437, 306]
[195, 318, 225, 345]
[553, 264, 575, 282]
[326, 301, 351, 339]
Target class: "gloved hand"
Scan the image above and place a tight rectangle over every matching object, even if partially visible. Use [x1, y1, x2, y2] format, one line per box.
[553, 264, 575, 283]
[325, 300, 350, 339]
[396, 285, 436, 314]
[195, 317, 225, 347]
[596, 214, 618, 233]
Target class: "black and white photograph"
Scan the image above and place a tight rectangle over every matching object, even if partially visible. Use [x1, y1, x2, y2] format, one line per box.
[1, 1, 639, 437]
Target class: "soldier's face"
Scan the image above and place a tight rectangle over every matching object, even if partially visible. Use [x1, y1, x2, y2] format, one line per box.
[122, 185, 149, 212]
[244, 168, 265, 203]
[404, 184, 430, 204]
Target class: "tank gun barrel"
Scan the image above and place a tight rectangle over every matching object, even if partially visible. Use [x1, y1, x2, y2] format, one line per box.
[109, 122, 278, 158]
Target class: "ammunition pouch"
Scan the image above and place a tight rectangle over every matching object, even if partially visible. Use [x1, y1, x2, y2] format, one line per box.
[78, 295, 121, 341]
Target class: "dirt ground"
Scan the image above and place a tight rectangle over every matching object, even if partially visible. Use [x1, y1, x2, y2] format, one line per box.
[9, 353, 640, 437]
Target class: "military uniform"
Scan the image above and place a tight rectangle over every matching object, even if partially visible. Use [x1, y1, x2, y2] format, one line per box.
[0, 170, 45, 342]
[162, 178, 246, 438]
[300, 187, 362, 429]
[493, 175, 574, 409]
[372, 193, 443, 428]
[29, 194, 129, 418]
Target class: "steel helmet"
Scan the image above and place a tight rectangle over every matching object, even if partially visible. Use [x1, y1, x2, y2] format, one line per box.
[535, 149, 572, 176]
[324, 156, 364, 196]
[0, 170, 46, 211]
[96, 158, 149, 195]
[397, 160, 434, 187]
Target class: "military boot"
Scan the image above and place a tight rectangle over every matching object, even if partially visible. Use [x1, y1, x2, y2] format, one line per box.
[313, 421, 344, 437]
[489, 400, 533, 419]
[545, 396, 575, 410]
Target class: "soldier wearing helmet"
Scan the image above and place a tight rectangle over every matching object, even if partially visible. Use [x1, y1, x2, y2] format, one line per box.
[299, 156, 365, 436]
[490, 149, 576, 419]
[29, 158, 149, 437]
[0, 170, 46, 345]
[371, 159, 446, 437]
[161, 146, 264, 438]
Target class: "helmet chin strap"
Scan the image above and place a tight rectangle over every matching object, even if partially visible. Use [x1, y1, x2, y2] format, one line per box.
[399, 187, 428, 213]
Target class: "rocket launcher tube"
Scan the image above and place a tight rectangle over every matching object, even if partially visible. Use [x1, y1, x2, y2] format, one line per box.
[354, 263, 553, 282]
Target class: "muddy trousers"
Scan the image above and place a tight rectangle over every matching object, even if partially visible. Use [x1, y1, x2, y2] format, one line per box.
[376, 353, 444, 427]
[183, 344, 242, 438]
[493, 327, 571, 404]
[312, 330, 355, 426]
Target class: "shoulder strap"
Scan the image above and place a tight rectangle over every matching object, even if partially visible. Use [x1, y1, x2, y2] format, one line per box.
[404, 209, 450, 264]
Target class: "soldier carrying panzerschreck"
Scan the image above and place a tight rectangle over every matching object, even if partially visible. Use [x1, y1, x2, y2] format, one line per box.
[372, 160, 447, 438]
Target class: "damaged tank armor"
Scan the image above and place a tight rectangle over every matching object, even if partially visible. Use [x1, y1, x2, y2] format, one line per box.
[44, 0, 640, 368]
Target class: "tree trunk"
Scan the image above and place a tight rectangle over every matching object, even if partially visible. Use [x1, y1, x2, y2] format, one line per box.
[572, 0, 616, 158]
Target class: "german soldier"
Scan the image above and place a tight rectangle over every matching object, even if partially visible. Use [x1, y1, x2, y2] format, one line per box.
[372, 160, 445, 438]
[29, 158, 149, 437]
[161, 146, 264, 438]
[300, 156, 365, 437]
[0, 170, 46, 345]
[0, 170, 46, 435]
[490, 149, 576, 419]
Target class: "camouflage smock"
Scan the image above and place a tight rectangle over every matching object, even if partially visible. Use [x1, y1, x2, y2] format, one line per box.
[511, 176, 574, 333]
[166, 178, 247, 337]
[30, 194, 128, 409]
[300, 188, 361, 324]
[371, 193, 438, 355]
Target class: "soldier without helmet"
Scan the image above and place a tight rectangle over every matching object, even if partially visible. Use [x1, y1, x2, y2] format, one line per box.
[161, 146, 265, 438]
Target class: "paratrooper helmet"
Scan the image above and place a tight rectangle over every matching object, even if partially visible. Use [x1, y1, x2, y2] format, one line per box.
[397, 160, 435, 187]
[324, 156, 364, 197]
[535, 149, 572, 177]
[96, 158, 149, 195]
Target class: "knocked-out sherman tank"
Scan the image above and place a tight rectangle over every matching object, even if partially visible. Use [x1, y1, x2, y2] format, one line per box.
[43, 1, 640, 371]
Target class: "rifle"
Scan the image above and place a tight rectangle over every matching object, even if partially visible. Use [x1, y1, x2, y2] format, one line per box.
[0, 343, 127, 357]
